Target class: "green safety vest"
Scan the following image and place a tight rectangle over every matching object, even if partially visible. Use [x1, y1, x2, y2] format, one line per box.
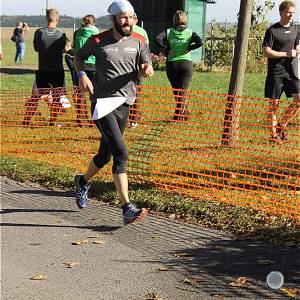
[167, 27, 192, 62]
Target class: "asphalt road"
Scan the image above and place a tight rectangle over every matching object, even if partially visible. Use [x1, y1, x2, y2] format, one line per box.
[1, 177, 299, 300]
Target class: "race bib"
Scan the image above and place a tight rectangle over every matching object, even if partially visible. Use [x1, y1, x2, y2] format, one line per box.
[92, 97, 126, 120]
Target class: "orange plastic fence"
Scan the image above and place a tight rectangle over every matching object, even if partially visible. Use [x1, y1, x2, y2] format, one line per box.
[1, 86, 299, 219]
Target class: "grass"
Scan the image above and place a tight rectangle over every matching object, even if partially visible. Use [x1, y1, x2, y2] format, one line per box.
[1, 155, 299, 245]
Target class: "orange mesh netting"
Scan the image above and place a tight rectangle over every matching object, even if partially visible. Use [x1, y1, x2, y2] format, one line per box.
[1, 86, 299, 219]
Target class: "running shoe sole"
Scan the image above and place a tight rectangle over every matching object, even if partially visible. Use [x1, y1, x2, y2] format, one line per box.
[124, 208, 148, 225]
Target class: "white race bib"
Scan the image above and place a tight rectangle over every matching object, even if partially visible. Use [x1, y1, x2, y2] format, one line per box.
[92, 97, 126, 120]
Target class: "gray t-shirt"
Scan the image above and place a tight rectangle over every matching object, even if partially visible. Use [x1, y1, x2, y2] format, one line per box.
[75, 29, 152, 104]
[33, 27, 66, 71]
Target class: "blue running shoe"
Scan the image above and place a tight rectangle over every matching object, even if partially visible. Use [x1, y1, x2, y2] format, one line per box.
[122, 203, 148, 225]
[74, 174, 90, 209]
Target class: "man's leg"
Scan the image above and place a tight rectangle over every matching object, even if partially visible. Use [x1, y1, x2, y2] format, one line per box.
[278, 93, 300, 129]
[267, 98, 280, 137]
[113, 173, 129, 205]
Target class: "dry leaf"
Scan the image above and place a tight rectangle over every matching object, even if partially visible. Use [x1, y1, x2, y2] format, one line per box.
[63, 262, 79, 268]
[157, 267, 170, 272]
[182, 277, 200, 285]
[281, 287, 297, 298]
[86, 235, 101, 238]
[72, 240, 88, 245]
[257, 259, 273, 265]
[229, 277, 249, 287]
[174, 252, 192, 257]
[92, 240, 106, 245]
[169, 213, 176, 220]
[30, 274, 47, 280]
[147, 292, 162, 300]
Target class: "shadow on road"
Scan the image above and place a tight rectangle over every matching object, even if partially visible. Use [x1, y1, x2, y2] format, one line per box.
[10, 189, 74, 198]
[0, 67, 35, 75]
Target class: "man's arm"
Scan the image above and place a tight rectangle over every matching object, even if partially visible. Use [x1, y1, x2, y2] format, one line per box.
[33, 30, 39, 52]
[263, 46, 299, 59]
[74, 36, 95, 94]
[139, 42, 154, 78]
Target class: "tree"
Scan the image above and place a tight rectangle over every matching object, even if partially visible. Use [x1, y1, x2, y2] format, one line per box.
[221, 0, 254, 146]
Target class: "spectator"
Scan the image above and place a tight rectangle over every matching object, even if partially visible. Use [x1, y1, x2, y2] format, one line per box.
[23, 8, 67, 126]
[156, 10, 202, 121]
[129, 12, 150, 128]
[13, 21, 29, 64]
[73, 15, 100, 127]
[74, 0, 154, 225]
[263, 0, 300, 143]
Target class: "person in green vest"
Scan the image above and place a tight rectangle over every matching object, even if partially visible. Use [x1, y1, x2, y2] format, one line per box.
[156, 10, 202, 121]
[129, 12, 149, 127]
[73, 15, 100, 127]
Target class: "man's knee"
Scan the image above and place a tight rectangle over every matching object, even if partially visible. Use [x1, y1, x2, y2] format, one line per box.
[112, 148, 128, 174]
[267, 99, 279, 113]
[292, 94, 300, 107]
[93, 154, 112, 169]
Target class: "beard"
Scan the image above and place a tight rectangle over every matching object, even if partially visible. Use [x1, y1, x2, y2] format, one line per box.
[113, 16, 132, 37]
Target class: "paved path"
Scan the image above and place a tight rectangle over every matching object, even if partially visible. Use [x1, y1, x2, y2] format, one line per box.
[1, 177, 299, 299]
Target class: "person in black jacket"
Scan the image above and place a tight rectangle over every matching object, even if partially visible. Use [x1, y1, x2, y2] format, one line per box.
[156, 10, 202, 121]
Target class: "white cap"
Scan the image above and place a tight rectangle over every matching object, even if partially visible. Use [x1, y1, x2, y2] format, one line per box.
[107, 0, 134, 15]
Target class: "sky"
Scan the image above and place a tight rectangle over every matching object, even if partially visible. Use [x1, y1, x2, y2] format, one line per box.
[1, 0, 300, 22]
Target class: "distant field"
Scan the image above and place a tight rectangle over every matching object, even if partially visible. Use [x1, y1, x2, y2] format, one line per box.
[0, 27, 74, 67]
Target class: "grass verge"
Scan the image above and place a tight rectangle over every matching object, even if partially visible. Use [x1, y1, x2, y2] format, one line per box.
[1, 155, 298, 245]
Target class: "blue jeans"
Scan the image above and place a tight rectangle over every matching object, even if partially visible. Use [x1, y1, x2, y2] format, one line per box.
[15, 42, 25, 63]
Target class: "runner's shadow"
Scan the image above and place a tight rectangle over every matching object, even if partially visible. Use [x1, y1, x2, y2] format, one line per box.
[0, 67, 36, 75]
[1, 223, 121, 232]
[10, 189, 74, 197]
[0, 208, 77, 214]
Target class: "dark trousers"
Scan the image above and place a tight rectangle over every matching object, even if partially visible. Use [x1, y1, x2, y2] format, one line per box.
[92, 103, 130, 174]
[166, 60, 193, 121]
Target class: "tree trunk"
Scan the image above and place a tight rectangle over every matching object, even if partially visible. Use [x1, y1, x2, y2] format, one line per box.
[221, 0, 254, 146]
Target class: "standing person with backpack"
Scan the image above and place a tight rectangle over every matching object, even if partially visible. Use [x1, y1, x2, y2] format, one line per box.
[156, 10, 202, 121]
[73, 15, 100, 127]
[13, 21, 29, 64]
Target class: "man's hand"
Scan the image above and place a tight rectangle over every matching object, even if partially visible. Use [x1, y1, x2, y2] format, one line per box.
[79, 75, 94, 94]
[141, 63, 154, 78]
[286, 49, 298, 58]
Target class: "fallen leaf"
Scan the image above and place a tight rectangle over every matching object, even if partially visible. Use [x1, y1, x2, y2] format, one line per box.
[157, 267, 170, 272]
[182, 277, 200, 285]
[72, 240, 88, 245]
[147, 292, 162, 300]
[229, 277, 249, 287]
[169, 213, 176, 220]
[281, 287, 297, 298]
[30, 274, 47, 280]
[92, 240, 106, 245]
[63, 262, 79, 268]
[257, 259, 274, 265]
[174, 252, 192, 257]
[86, 235, 101, 238]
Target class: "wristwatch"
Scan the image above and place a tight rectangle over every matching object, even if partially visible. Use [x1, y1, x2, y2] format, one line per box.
[78, 71, 87, 78]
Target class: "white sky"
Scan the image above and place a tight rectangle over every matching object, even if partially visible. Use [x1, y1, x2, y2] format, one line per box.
[1, 0, 299, 22]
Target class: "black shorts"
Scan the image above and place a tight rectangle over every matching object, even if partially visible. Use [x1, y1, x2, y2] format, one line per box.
[265, 74, 300, 99]
[35, 70, 65, 89]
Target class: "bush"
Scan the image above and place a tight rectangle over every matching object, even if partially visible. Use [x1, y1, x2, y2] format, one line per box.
[151, 53, 166, 71]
